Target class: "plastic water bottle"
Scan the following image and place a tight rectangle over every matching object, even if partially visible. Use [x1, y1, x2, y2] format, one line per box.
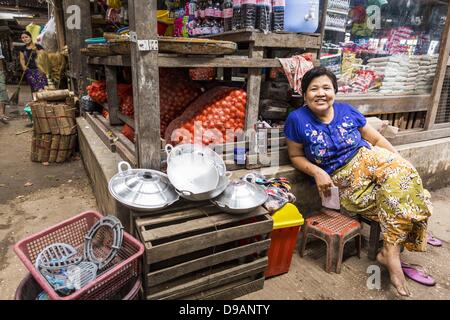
[232, 0, 242, 30]
[256, 0, 271, 32]
[223, 0, 233, 31]
[272, 0, 285, 31]
[241, 0, 256, 29]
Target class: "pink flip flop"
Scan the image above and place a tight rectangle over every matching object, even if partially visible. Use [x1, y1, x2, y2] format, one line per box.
[401, 262, 436, 286]
[427, 232, 443, 247]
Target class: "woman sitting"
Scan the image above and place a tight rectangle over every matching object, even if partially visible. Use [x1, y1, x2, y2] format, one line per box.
[284, 66, 432, 297]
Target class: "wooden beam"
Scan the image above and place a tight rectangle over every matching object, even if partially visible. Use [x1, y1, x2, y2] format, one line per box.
[336, 94, 430, 115]
[62, 0, 92, 95]
[425, 3, 450, 130]
[319, 0, 329, 45]
[53, 0, 66, 51]
[88, 55, 132, 67]
[157, 55, 281, 68]
[388, 127, 450, 145]
[129, 0, 161, 169]
[105, 66, 121, 125]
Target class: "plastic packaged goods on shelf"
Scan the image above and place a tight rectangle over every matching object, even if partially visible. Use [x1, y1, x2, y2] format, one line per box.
[272, 0, 285, 31]
[223, 0, 233, 31]
[256, 0, 272, 32]
[232, 0, 242, 30]
[241, 0, 257, 29]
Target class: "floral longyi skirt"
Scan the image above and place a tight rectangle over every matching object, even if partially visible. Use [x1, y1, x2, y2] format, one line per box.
[331, 146, 432, 252]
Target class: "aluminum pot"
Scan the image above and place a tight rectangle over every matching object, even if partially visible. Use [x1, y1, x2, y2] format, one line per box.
[211, 173, 268, 214]
[176, 172, 232, 201]
[108, 161, 179, 212]
[165, 144, 225, 194]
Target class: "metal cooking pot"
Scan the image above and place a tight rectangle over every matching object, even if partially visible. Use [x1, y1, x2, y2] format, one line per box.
[108, 161, 179, 212]
[165, 144, 224, 194]
[176, 172, 232, 201]
[211, 173, 268, 214]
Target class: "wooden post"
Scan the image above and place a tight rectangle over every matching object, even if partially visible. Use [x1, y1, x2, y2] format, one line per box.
[424, 3, 450, 130]
[105, 66, 122, 125]
[245, 44, 263, 169]
[62, 0, 92, 95]
[128, 0, 161, 169]
[53, 0, 66, 51]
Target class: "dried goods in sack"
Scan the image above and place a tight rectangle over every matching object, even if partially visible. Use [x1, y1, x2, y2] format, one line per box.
[159, 69, 203, 137]
[165, 86, 247, 146]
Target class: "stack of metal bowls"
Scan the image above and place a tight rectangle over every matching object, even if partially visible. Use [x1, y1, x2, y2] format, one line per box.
[165, 144, 230, 201]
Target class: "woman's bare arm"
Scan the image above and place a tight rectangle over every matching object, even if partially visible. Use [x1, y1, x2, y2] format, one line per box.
[359, 123, 398, 154]
[287, 139, 334, 197]
[19, 51, 27, 71]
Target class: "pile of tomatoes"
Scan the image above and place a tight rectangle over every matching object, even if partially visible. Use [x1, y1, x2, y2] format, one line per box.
[160, 70, 202, 136]
[180, 89, 247, 145]
[87, 81, 107, 104]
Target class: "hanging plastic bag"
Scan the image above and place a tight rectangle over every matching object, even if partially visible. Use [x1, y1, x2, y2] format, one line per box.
[37, 16, 58, 52]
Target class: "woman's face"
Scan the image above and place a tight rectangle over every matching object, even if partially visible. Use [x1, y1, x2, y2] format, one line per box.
[21, 34, 32, 45]
[304, 75, 336, 116]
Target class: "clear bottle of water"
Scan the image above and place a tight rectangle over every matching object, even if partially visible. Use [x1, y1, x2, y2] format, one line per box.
[272, 0, 285, 31]
[223, 0, 233, 31]
[232, 0, 242, 30]
[241, 0, 256, 29]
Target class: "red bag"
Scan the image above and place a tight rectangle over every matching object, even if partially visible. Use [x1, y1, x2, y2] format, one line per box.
[165, 86, 247, 146]
[122, 124, 135, 142]
[87, 81, 107, 104]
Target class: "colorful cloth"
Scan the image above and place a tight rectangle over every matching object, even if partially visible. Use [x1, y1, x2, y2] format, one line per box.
[25, 68, 47, 92]
[277, 53, 314, 95]
[284, 103, 371, 174]
[0, 70, 8, 102]
[332, 146, 432, 252]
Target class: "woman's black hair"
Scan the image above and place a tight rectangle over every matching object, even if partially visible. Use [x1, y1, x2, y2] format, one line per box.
[21, 31, 33, 39]
[301, 66, 338, 96]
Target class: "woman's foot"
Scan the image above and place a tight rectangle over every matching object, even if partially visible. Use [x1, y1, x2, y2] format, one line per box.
[377, 246, 411, 297]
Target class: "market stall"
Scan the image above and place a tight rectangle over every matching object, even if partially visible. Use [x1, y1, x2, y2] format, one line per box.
[55, 0, 450, 300]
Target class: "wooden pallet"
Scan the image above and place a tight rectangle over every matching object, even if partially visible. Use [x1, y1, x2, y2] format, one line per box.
[134, 205, 273, 300]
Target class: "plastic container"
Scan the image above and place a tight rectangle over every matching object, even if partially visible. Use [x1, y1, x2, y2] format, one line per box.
[15, 273, 142, 300]
[284, 0, 320, 33]
[265, 203, 304, 278]
[13, 211, 145, 300]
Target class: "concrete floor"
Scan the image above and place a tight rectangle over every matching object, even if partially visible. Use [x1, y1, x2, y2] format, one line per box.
[1, 89, 449, 299]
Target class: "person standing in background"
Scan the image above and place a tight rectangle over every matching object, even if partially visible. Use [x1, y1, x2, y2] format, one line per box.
[19, 31, 47, 97]
[0, 42, 9, 123]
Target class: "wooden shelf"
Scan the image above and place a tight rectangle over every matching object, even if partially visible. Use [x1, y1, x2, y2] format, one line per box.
[88, 54, 281, 68]
[202, 29, 322, 49]
[118, 113, 135, 128]
[158, 55, 281, 68]
[327, 8, 349, 15]
[337, 94, 431, 115]
[324, 26, 347, 33]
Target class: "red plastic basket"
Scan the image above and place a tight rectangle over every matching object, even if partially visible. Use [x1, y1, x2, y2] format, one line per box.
[13, 211, 144, 300]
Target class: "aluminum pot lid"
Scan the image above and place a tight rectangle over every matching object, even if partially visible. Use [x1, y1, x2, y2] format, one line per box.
[109, 162, 179, 210]
[213, 173, 268, 209]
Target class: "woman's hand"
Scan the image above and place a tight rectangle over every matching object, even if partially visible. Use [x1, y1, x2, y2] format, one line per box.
[313, 168, 335, 198]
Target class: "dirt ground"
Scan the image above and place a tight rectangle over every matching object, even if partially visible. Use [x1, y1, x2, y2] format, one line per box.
[0, 89, 98, 300]
[1, 89, 449, 299]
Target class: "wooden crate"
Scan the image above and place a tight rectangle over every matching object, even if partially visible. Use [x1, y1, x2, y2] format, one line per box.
[134, 205, 273, 300]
